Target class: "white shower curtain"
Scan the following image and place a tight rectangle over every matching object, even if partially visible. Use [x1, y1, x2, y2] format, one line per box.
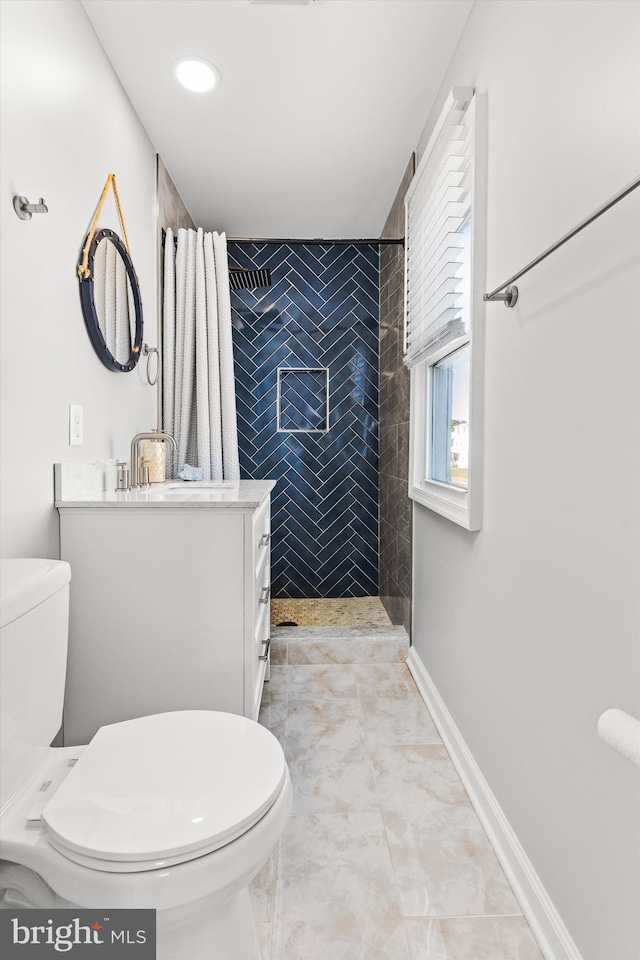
[162, 227, 240, 481]
[94, 239, 134, 363]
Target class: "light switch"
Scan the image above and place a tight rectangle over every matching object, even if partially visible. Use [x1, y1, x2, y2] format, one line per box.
[69, 403, 83, 446]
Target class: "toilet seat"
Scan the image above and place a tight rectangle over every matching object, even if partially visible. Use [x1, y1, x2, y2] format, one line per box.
[41, 711, 287, 873]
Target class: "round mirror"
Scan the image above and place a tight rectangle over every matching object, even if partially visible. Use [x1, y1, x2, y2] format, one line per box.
[78, 228, 143, 372]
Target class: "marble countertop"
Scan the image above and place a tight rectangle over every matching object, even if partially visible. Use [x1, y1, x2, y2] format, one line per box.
[55, 479, 276, 510]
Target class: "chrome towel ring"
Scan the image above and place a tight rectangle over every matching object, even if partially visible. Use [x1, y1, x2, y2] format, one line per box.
[142, 343, 159, 386]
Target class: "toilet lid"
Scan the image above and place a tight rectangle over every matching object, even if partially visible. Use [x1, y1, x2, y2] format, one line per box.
[41, 711, 286, 868]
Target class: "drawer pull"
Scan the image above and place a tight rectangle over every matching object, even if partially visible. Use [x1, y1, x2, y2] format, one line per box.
[259, 533, 271, 547]
[259, 585, 271, 604]
[259, 638, 271, 661]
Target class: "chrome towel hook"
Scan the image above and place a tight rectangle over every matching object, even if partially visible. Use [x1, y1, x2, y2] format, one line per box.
[13, 196, 48, 220]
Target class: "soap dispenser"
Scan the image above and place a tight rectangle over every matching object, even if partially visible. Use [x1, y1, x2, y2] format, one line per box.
[115, 461, 129, 491]
[142, 431, 167, 483]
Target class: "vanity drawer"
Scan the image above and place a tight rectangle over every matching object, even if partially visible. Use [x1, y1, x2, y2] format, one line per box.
[251, 563, 271, 718]
[252, 499, 271, 579]
[254, 560, 271, 639]
[250, 610, 270, 722]
[255, 599, 270, 670]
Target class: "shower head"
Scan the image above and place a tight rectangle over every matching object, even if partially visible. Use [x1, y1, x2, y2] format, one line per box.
[164, 231, 272, 291]
[229, 267, 272, 291]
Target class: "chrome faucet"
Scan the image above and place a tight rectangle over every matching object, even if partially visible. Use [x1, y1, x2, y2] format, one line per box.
[129, 431, 177, 488]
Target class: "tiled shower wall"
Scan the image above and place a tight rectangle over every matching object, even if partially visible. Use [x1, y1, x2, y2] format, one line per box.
[229, 242, 379, 598]
[379, 157, 414, 633]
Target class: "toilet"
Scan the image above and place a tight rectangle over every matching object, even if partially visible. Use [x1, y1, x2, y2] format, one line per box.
[0, 558, 292, 959]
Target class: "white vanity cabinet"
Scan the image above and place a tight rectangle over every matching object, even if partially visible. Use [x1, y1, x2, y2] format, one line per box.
[57, 482, 273, 746]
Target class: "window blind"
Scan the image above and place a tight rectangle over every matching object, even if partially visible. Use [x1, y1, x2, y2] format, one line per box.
[404, 88, 475, 368]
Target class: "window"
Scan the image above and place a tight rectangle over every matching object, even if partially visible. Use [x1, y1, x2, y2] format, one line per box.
[431, 343, 470, 488]
[404, 87, 486, 530]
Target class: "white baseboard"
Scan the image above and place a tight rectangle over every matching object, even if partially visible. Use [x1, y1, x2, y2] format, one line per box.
[406, 648, 583, 960]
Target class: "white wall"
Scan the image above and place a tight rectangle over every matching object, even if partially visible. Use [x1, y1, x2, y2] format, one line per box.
[0, 0, 157, 559]
[411, 3, 639, 959]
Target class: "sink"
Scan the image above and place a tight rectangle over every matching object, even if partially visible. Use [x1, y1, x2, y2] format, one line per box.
[164, 481, 237, 489]
[148, 481, 239, 497]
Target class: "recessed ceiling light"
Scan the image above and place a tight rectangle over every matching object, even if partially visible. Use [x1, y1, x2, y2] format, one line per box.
[173, 57, 220, 94]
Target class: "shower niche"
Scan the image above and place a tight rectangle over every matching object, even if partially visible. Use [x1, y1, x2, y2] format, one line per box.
[277, 367, 329, 433]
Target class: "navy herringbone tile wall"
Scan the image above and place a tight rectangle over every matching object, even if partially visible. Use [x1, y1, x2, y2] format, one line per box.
[229, 242, 379, 598]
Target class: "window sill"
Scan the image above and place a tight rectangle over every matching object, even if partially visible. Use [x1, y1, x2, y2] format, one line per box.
[409, 479, 478, 531]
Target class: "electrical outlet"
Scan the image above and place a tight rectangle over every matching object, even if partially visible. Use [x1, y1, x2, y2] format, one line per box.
[69, 403, 83, 446]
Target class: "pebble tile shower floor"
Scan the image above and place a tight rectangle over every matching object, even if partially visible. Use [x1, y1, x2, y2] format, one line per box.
[250, 641, 544, 960]
[271, 597, 392, 628]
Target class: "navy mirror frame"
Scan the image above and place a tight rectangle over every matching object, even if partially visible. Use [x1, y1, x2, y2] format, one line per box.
[78, 227, 144, 372]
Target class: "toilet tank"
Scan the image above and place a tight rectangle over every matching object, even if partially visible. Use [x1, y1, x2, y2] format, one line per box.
[0, 559, 71, 809]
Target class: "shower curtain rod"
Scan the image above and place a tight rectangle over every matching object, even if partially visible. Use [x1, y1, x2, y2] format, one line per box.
[162, 229, 404, 246]
[227, 237, 405, 246]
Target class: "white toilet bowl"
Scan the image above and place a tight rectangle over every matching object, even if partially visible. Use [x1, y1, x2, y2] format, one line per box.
[0, 559, 291, 959]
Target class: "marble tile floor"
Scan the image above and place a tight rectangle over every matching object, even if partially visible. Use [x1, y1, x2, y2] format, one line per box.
[250, 658, 544, 960]
[271, 597, 393, 628]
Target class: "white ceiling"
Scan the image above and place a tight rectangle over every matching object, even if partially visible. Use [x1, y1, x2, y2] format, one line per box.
[81, 0, 473, 238]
